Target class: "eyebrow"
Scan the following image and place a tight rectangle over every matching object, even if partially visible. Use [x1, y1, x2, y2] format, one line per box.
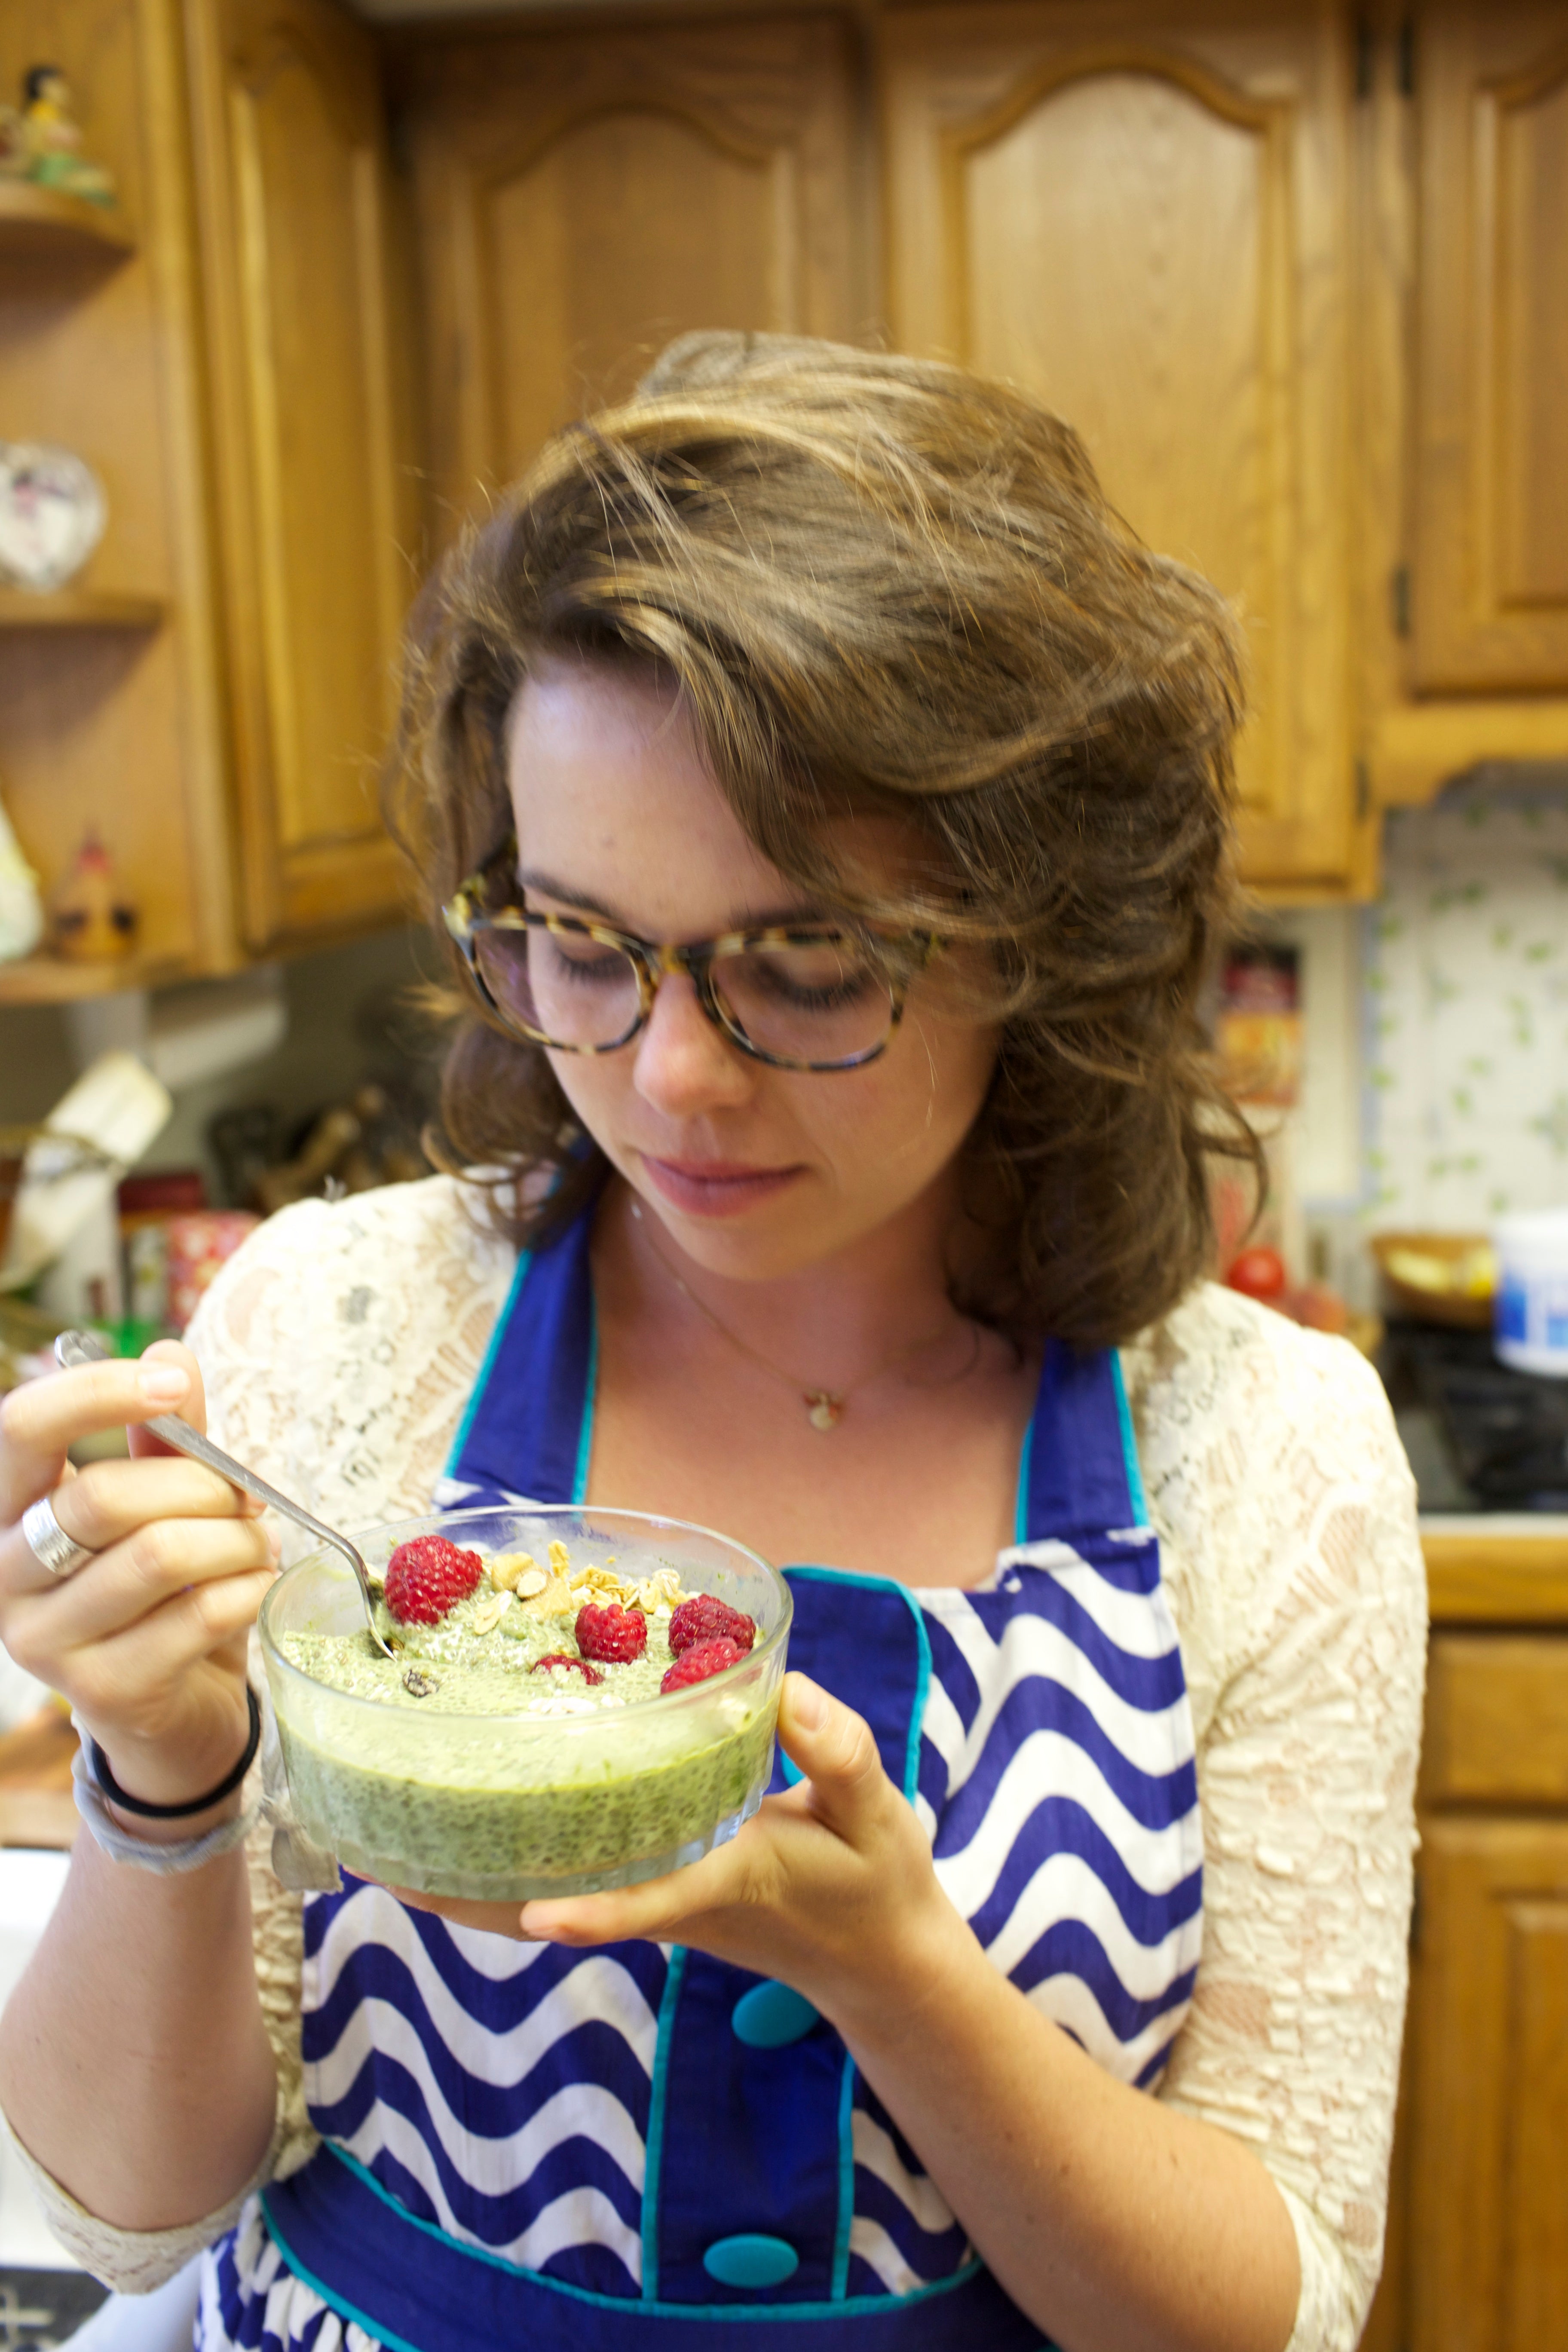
[516, 867, 830, 936]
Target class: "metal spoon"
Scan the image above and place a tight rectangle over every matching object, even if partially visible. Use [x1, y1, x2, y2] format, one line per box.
[56, 1329, 395, 1658]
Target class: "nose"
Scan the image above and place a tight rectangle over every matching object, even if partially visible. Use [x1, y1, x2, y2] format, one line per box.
[632, 971, 754, 1116]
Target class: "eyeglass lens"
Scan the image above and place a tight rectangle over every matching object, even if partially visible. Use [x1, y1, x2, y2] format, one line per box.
[472, 924, 895, 1065]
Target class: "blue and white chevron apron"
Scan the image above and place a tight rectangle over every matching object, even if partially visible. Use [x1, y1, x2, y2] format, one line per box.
[203, 1209, 1203, 2351]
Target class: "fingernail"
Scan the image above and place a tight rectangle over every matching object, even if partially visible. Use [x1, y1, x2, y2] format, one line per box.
[790, 1675, 828, 1731]
[137, 1363, 189, 1405]
[266, 1523, 282, 1557]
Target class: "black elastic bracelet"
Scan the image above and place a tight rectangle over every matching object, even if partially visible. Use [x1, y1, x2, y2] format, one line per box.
[90, 1684, 261, 1820]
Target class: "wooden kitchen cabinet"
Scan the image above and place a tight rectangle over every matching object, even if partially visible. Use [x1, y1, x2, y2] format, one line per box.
[7, 0, 1568, 1001]
[882, 1, 1361, 891]
[1363, 1, 1568, 805]
[183, 0, 420, 951]
[388, 12, 864, 525]
[0, 0, 240, 1004]
[1405, 1818, 1568, 2350]
[1363, 1580, 1568, 2352]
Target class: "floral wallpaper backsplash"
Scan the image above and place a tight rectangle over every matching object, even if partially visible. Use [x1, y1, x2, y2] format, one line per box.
[1365, 785, 1568, 1228]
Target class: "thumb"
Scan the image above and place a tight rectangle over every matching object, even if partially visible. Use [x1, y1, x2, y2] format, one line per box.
[776, 1673, 886, 1835]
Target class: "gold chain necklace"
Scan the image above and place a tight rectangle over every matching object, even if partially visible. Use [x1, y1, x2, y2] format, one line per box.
[630, 1202, 980, 1431]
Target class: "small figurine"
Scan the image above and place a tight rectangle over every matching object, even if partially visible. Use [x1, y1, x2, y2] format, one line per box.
[47, 830, 137, 962]
[16, 65, 116, 206]
[0, 790, 44, 961]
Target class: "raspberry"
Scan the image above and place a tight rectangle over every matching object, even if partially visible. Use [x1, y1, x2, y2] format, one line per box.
[661, 1636, 743, 1694]
[576, 1603, 647, 1663]
[530, 1652, 604, 1686]
[384, 1535, 485, 1626]
[668, 1595, 756, 1659]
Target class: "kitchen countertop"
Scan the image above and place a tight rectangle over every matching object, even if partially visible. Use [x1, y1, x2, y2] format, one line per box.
[1420, 1516, 1568, 1624]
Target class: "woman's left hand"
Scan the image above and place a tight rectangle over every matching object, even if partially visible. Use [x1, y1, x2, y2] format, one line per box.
[389, 1672, 969, 2034]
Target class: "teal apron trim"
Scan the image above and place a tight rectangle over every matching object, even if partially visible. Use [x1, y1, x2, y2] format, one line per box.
[1013, 1418, 1035, 1547]
[443, 1249, 531, 1479]
[572, 1305, 599, 1506]
[1109, 1353, 1150, 1528]
[266, 2142, 995, 2325]
[642, 1945, 689, 2300]
[829, 2052, 857, 2300]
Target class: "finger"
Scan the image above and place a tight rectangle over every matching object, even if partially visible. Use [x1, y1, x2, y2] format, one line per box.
[520, 1837, 747, 1948]
[59, 1456, 266, 1551]
[67, 1565, 278, 1713]
[0, 1353, 196, 1519]
[5, 1513, 278, 1655]
[774, 1674, 885, 1837]
[386, 1888, 536, 1939]
[126, 1341, 209, 1460]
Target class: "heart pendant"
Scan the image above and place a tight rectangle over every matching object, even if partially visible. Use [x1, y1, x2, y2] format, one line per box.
[805, 1393, 843, 1432]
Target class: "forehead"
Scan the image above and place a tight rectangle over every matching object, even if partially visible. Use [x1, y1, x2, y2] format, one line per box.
[506, 657, 801, 934]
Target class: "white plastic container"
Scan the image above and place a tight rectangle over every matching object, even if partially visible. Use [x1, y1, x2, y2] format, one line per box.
[1494, 1209, 1568, 1378]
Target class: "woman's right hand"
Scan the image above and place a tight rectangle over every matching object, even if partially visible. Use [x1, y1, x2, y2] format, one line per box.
[0, 1342, 279, 1831]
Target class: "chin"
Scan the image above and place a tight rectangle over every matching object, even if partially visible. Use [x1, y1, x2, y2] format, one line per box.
[640, 1186, 854, 1284]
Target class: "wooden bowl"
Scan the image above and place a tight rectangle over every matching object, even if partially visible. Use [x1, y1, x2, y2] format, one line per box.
[1370, 1231, 1496, 1331]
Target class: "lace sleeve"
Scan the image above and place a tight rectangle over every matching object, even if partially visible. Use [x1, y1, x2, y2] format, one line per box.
[186, 1176, 514, 2175]
[18, 1181, 512, 2288]
[1124, 1288, 1426, 2352]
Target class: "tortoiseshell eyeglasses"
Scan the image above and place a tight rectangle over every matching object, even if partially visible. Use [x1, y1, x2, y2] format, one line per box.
[442, 839, 940, 1073]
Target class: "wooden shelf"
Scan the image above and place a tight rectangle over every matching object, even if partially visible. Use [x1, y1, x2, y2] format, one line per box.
[0, 587, 165, 630]
[0, 949, 189, 1006]
[0, 178, 133, 261]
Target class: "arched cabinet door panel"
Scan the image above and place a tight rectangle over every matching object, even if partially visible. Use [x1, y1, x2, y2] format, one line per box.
[391, 13, 861, 523]
[1413, 7, 1568, 695]
[885, 2, 1355, 891]
[187, 0, 417, 950]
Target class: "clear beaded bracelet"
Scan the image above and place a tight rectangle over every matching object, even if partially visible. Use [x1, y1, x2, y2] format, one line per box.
[71, 1727, 260, 1875]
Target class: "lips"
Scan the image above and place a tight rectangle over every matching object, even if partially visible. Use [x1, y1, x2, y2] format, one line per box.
[639, 1155, 803, 1219]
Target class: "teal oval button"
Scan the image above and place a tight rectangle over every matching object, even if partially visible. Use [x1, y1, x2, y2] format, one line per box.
[731, 1980, 819, 2049]
[702, 2235, 800, 2290]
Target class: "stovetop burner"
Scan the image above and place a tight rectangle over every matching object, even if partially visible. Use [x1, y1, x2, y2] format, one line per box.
[1379, 1320, 1568, 1511]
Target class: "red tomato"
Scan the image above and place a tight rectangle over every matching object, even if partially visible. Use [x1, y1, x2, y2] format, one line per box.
[1226, 1246, 1288, 1301]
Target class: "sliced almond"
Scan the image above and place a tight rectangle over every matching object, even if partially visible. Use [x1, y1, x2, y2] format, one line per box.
[515, 1565, 549, 1599]
[489, 1552, 536, 1592]
[472, 1590, 516, 1635]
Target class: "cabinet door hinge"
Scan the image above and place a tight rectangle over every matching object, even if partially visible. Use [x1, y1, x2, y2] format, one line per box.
[1355, 759, 1372, 822]
[1355, 18, 1374, 99]
[1391, 563, 1412, 637]
[1397, 18, 1416, 97]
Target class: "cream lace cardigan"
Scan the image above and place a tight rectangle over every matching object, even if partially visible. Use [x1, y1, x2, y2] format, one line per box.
[17, 1176, 1426, 2351]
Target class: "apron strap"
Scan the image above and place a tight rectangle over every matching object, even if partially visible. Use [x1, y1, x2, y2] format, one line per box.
[449, 1216, 597, 1506]
[1019, 1341, 1148, 1547]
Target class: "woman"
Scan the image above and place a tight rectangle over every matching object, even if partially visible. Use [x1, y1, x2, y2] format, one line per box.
[0, 337, 1423, 2352]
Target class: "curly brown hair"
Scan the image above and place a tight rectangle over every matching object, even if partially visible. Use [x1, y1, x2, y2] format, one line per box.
[387, 332, 1258, 1348]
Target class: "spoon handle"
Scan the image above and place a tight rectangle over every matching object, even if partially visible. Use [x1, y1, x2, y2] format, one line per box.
[55, 1329, 393, 1657]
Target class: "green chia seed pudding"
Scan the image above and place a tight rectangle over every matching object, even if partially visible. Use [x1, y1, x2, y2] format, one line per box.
[261, 1509, 790, 1902]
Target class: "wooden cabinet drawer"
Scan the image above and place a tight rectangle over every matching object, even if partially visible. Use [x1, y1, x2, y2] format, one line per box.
[1423, 1635, 1568, 1806]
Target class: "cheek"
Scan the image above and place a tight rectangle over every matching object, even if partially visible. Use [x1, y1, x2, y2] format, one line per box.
[544, 1048, 630, 1145]
[805, 1013, 1000, 1178]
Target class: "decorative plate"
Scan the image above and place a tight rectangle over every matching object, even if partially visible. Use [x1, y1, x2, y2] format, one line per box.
[0, 441, 106, 591]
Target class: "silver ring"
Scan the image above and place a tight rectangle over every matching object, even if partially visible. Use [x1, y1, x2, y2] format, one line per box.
[21, 1494, 95, 1580]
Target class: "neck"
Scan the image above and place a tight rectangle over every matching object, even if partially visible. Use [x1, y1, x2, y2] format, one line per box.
[601, 1175, 971, 1385]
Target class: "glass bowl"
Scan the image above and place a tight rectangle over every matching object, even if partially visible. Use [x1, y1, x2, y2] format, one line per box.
[259, 1505, 790, 1901]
